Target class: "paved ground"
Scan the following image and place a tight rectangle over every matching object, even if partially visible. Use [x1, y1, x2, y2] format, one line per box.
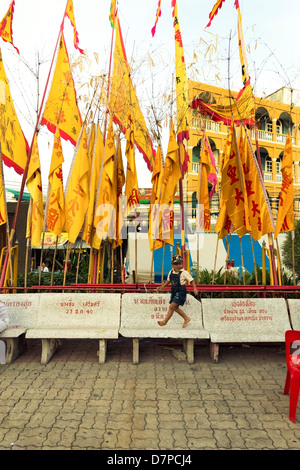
[0, 337, 299, 451]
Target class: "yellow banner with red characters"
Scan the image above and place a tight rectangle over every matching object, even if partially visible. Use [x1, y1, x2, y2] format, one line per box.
[274, 132, 295, 238]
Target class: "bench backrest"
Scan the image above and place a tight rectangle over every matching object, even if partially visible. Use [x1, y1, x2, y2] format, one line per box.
[36, 293, 121, 329]
[202, 298, 291, 343]
[120, 293, 209, 338]
[287, 299, 300, 331]
[0, 294, 40, 328]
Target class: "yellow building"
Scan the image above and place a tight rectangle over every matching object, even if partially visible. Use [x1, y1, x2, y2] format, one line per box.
[186, 81, 300, 226]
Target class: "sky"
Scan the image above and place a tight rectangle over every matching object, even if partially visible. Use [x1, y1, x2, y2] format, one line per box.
[2, 0, 300, 193]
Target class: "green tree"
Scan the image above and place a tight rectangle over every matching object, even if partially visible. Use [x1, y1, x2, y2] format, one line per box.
[281, 219, 300, 282]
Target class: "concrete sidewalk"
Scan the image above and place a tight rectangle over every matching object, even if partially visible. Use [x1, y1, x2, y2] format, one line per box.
[0, 337, 299, 450]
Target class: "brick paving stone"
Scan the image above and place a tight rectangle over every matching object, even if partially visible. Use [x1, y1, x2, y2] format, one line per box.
[1, 338, 300, 450]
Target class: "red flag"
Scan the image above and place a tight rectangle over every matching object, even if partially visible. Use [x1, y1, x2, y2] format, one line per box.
[151, 0, 162, 37]
[0, 1, 19, 53]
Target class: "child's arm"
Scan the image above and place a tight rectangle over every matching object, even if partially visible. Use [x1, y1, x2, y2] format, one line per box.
[191, 279, 198, 296]
[157, 279, 170, 291]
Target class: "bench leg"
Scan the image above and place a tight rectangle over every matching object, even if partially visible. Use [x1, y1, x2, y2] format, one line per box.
[209, 342, 219, 363]
[133, 338, 139, 365]
[183, 339, 194, 364]
[0, 340, 5, 364]
[41, 339, 58, 365]
[98, 339, 107, 364]
[5, 335, 26, 365]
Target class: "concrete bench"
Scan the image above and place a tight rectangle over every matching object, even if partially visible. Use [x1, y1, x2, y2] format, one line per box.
[286, 299, 300, 330]
[25, 293, 121, 364]
[202, 298, 291, 363]
[119, 293, 210, 364]
[0, 294, 39, 364]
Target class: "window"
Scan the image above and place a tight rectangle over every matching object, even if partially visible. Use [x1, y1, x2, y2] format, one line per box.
[266, 158, 272, 172]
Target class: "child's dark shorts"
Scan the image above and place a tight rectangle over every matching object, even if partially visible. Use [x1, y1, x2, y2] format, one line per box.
[170, 288, 187, 306]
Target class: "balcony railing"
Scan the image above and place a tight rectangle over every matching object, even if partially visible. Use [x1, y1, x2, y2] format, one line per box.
[264, 172, 272, 181]
[192, 119, 298, 146]
[191, 118, 221, 133]
[253, 129, 273, 141]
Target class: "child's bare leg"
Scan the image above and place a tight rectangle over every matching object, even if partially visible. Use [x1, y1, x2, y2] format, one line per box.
[157, 303, 176, 326]
[174, 306, 191, 328]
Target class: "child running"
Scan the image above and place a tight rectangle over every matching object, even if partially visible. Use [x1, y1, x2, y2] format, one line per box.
[157, 255, 198, 328]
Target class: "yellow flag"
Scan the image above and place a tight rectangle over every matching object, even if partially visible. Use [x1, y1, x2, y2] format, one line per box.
[109, 18, 155, 172]
[124, 124, 139, 218]
[236, 3, 249, 85]
[214, 133, 233, 238]
[196, 138, 217, 233]
[41, 32, 82, 146]
[215, 201, 232, 239]
[109, 0, 118, 27]
[240, 129, 273, 241]
[0, 157, 7, 226]
[148, 145, 163, 251]
[0, 1, 19, 53]
[171, 0, 189, 141]
[64, 0, 83, 53]
[65, 127, 90, 244]
[26, 135, 44, 247]
[112, 136, 125, 249]
[154, 121, 181, 249]
[82, 125, 104, 246]
[221, 126, 248, 238]
[47, 131, 65, 237]
[116, 137, 125, 198]
[274, 132, 295, 238]
[92, 119, 117, 248]
[161, 121, 181, 205]
[206, 0, 225, 28]
[0, 49, 28, 174]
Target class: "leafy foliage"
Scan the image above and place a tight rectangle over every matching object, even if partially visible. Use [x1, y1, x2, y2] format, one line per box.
[281, 220, 300, 282]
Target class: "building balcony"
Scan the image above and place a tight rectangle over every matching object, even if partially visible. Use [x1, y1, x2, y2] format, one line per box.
[191, 118, 298, 147]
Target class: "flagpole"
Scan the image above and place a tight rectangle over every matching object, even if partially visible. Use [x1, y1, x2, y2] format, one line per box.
[292, 232, 296, 285]
[51, 236, 58, 286]
[103, 3, 118, 139]
[148, 102, 165, 283]
[224, 231, 232, 285]
[177, 143, 186, 268]
[196, 161, 203, 283]
[0, 1, 70, 288]
[250, 236, 258, 285]
[212, 236, 219, 284]
[196, 127, 205, 281]
[91, 5, 117, 285]
[0, 148, 13, 287]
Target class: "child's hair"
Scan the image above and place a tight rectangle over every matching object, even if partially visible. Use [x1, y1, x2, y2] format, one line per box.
[171, 255, 183, 265]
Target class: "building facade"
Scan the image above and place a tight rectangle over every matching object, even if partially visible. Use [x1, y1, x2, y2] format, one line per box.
[186, 81, 300, 227]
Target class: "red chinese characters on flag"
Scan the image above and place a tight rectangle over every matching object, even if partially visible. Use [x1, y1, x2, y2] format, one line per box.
[274, 132, 295, 238]
[47, 132, 65, 237]
[65, 127, 90, 243]
[221, 126, 249, 238]
[239, 128, 273, 240]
